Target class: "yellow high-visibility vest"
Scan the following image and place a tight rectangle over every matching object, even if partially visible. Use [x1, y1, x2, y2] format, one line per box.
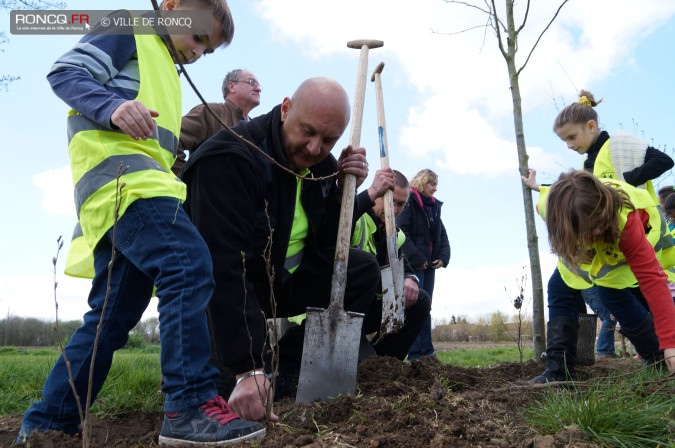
[555, 179, 675, 289]
[65, 33, 184, 278]
[351, 213, 405, 255]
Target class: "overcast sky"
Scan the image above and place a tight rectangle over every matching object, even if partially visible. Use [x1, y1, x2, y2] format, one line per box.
[1, 0, 675, 324]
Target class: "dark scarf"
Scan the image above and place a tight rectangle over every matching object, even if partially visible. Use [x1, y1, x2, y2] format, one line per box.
[583, 130, 610, 172]
[419, 193, 439, 240]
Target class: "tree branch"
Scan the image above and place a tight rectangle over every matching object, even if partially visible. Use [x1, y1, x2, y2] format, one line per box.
[490, 0, 508, 59]
[515, 0, 531, 35]
[516, 0, 570, 76]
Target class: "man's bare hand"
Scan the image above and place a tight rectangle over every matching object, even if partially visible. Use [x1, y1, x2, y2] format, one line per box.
[228, 372, 279, 422]
[337, 145, 368, 189]
[367, 168, 395, 203]
[403, 277, 419, 309]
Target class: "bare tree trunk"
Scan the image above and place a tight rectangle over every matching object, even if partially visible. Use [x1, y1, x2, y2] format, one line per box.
[443, 0, 571, 359]
[502, 0, 545, 358]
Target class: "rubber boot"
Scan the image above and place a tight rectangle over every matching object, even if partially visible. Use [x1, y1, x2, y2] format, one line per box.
[531, 316, 579, 383]
[618, 313, 666, 369]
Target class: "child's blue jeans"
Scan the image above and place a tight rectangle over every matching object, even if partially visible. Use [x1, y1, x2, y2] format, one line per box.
[20, 197, 219, 436]
[548, 268, 650, 334]
[582, 287, 617, 355]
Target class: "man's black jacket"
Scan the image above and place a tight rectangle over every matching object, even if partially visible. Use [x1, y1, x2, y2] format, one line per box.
[182, 105, 373, 373]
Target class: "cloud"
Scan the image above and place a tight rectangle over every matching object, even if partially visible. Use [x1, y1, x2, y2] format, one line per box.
[254, 0, 675, 176]
[32, 165, 75, 218]
[430, 251, 559, 322]
[0, 273, 159, 322]
[0, 273, 89, 321]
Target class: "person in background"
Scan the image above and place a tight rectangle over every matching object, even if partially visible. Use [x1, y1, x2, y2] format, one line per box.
[661, 194, 675, 299]
[182, 77, 387, 422]
[351, 169, 432, 360]
[544, 171, 675, 372]
[657, 185, 675, 211]
[16, 2, 266, 446]
[172, 68, 262, 175]
[522, 89, 673, 383]
[397, 168, 450, 360]
[581, 288, 618, 359]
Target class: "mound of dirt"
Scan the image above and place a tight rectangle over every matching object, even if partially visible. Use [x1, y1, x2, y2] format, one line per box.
[0, 355, 640, 447]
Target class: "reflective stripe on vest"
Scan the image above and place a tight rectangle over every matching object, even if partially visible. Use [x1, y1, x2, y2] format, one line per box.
[284, 250, 304, 271]
[64, 33, 182, 279]
[67, 114, 178, 157]
[73, 153, 167, 217]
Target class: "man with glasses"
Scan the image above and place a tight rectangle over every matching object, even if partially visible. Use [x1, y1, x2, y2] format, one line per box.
[351, 168, 431, 361]
[172, 68, 262, 175]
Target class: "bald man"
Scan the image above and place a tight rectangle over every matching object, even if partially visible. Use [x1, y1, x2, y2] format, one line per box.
[183, 78, 393, 422]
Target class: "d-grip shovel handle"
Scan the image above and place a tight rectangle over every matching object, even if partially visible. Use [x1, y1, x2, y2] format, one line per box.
[328, 39, 383, 312]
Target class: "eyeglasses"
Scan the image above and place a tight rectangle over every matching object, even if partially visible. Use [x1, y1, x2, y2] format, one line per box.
[393, 200, 407, 209]
[233, 78, 261, 89]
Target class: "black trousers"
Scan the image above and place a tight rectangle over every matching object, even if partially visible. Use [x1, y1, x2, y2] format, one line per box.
[363, 288, 432, 360]
[258, 247, 380, 318]
[213, 248, 380, 399]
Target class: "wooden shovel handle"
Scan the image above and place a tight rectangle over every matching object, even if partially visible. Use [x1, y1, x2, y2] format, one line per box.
[329, 42, 379, 310]
[371, 62, 398, 260]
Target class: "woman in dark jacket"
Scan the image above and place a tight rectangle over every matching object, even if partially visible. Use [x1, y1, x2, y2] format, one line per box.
[397, 169, 450, 359]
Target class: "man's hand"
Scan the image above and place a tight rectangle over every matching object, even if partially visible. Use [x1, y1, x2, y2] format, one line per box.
[521, 168, 540, 191]
[431, 259, 445, 269]
[228, 371, 279, 422]
[665, 347, 675, 372]
[367, 168, 395, 203]
[403, 277, 419, 309]
[336, 145, 369, 189]
[111, 99, 158, 140]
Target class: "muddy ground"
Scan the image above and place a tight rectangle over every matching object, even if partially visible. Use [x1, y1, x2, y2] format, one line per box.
[0, 348, 652, 448]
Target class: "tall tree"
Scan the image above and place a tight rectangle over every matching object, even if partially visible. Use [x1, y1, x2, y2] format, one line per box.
[0, 0, 65, 90]
[444, 0, 570, 358]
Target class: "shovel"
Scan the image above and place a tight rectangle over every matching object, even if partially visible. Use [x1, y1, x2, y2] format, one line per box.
[371, 62, 405, 336]
[296, 39, 383, 404]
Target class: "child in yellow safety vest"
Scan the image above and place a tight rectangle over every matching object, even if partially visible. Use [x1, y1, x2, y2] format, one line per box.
[545, 170, 675, 372]
[16, 2, 265, 446]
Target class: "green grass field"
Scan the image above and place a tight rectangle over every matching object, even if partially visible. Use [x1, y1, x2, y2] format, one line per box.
[0, 346, 163, 415]
[435, 345, 534, 367]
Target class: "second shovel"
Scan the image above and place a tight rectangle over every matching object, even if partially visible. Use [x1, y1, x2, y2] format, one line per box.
[371, 62, 405, 336]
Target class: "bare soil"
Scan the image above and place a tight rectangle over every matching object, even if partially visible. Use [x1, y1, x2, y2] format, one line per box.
[0, 350, 644, 448]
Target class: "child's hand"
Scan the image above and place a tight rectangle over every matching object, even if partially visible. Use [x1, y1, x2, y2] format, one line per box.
[111, 100, 159, 140]
[665, 347, 675, 372]
[521, 168, 540, 191]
